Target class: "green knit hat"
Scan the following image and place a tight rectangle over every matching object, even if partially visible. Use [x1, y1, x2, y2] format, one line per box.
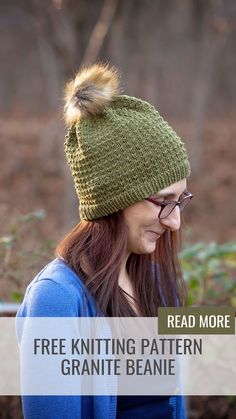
[64, 63, 190, 220]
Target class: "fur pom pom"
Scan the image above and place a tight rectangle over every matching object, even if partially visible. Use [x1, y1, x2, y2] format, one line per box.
[64, 63, 121, 126]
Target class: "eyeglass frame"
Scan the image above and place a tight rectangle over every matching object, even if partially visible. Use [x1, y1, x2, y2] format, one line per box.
[145, 190, 193, 220]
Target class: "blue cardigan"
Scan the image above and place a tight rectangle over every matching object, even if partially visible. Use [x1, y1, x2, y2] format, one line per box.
[17, 258, 186, 419]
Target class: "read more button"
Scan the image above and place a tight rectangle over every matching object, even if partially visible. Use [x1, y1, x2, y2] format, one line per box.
[158, 307, 235, 335]
[168, 314, 230, 328]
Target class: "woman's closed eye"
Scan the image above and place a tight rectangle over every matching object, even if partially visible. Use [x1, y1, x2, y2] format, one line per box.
[150, 191, 186, 205]
[150, 195, 175, 203]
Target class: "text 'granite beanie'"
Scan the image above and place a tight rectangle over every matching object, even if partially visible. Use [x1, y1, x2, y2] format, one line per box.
[64, 63, 190, 220]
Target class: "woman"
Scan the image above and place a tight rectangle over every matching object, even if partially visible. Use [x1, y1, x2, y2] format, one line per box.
[17, 63, 192, 418]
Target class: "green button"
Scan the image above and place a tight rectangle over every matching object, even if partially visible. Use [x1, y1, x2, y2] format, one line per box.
[158, 307, 235, 335]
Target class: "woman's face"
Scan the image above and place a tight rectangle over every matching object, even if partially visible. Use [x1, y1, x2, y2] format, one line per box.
[123, 178, 187, 255]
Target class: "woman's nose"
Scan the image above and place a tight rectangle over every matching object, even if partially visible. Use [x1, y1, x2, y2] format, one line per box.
[160, 206, 181, 231]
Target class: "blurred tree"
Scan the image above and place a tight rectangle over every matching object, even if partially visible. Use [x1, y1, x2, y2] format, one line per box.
[1, 0, 236, 118]
[0, 0, 236, 229]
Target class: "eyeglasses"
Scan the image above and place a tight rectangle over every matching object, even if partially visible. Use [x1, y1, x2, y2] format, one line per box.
[145, 190, 193, 220]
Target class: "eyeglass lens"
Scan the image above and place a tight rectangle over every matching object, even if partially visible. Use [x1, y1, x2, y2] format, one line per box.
[159, 196, 192, 219]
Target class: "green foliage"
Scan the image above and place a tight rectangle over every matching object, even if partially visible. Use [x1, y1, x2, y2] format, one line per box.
[1, 210, 235, 309]
[10, 291, 23, 303]
[0, 209, 55, 303]
[180, 241, 236, 306]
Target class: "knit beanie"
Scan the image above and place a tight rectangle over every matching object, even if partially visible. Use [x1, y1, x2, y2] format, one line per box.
[64, 63, 190, 220]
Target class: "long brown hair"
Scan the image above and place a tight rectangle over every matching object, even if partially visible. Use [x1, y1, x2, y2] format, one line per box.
[55, 211, 186, 316]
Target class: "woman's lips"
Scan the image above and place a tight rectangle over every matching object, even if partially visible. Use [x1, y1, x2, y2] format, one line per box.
[147, 230, 161, 239]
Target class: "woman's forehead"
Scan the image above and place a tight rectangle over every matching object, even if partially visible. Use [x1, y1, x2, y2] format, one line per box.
[157, 179, 187, 196]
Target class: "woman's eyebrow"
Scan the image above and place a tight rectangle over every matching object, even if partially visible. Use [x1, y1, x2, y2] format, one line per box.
[156, 192, 176, 198]
[155, 188, 187, 199]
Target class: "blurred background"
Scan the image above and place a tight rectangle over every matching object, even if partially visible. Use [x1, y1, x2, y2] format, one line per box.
[0, 0, 235, 417]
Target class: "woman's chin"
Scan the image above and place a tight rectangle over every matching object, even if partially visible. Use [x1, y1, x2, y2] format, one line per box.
[128, 239, 158, 255]
[139, 240, 157, 254]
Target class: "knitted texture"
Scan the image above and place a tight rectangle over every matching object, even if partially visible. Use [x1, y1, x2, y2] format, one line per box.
[64, 92, 190, 220]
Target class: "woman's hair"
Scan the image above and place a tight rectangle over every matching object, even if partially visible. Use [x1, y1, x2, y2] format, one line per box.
[55, 211, 186, 317]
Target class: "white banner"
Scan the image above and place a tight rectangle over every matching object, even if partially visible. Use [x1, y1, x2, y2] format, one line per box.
[0, 317, 235, 395]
